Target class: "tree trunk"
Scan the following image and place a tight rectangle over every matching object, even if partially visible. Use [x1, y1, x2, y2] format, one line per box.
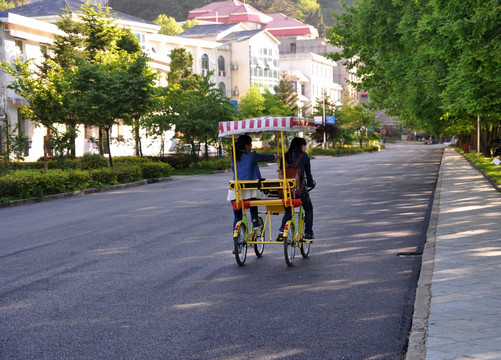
[43, 127, 51, 173]
[98, 126, 105, 155]
[134, 119, 142, 157]
[106, 126, 113, 167]
[68, 123, 77, 159]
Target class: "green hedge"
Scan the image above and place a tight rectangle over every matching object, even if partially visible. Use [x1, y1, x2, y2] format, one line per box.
[1, 166, 146, 202]
[138, 162, 173, 178]
[0, 170, 90, 200]
[308, 145, 381, 156]
[188, 157, 230, 170]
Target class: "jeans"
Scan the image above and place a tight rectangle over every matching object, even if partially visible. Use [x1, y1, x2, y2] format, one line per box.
[280, 189, 313, 235]
[233, 203, 259, 229]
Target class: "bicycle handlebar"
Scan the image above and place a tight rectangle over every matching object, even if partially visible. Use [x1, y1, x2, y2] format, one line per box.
[306, 180, 316, 192]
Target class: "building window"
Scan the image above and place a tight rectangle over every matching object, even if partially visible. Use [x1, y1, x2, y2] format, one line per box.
[40, 44, 48, 57]
[116, 122, 124, 141]
[14, 39, 24, 54]
[134, 33, 146, 50]
[84, 125, 93, 139]
[218, 82, 226, 96]
[0, 120, 6, 154]
[291, 43, 296, 53]
[17, 109, 29, 156]
[218, 55, 225, 72]
[201, 54, 209, 70]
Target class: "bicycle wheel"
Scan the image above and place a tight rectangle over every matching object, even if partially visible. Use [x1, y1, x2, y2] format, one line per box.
[254, 217, 265, 257]
[300, 237, 311, 258]
[284, 223, 295, 266]
[234, 224, 247, 266]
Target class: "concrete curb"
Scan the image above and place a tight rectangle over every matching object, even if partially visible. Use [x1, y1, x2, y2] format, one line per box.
[405, 147, 444, 359]
[0, 176, 174, 208]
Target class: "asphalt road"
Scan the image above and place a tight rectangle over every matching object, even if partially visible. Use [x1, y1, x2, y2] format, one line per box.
[0, 143, 444, 360]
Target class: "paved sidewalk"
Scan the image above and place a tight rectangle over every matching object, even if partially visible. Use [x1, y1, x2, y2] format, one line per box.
[407, 148, 501, 359]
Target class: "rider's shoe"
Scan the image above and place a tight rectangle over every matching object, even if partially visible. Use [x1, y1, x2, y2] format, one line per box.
[252, 220, 263, 231]
[304, 233, 315, 240]
[276, 232, 284, 241]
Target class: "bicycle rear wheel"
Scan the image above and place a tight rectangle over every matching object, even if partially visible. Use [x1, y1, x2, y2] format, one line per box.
[254, 217, 265, 257]
[234, 224, 247, 266]
[284, 223, 295, 266]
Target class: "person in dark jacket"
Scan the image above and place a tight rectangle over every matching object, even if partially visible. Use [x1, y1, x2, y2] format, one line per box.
[227, 134, 276, 229]
[278, 137, 315, 239]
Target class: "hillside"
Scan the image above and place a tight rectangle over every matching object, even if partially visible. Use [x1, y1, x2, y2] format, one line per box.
[108, 0, 354, 27]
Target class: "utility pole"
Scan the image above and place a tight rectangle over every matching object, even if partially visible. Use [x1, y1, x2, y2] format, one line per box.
[323, 92, 326, 150]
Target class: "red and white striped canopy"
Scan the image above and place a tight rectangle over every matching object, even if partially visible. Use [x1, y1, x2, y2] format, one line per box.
[218, 117, 315, 137]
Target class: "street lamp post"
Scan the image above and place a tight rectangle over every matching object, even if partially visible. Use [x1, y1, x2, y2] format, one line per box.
[323, 92, 326, 150]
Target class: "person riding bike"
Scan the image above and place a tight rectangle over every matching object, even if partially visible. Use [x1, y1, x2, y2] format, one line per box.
[277, 137, 315, 240]
[227, 134, 276, 230]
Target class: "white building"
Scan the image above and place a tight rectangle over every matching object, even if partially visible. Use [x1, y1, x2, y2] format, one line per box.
[280, 52, 342, 116]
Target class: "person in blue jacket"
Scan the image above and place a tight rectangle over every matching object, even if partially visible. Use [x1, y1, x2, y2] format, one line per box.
[278, 137, 315, 240]
[227, 134, 276, 230]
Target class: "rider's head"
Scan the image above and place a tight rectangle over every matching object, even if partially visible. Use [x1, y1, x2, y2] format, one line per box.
[289, 137, 307, 154]
[235, 134, 252, 161]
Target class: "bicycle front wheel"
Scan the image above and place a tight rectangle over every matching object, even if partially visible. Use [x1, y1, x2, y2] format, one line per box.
[284, 223, 295, 266]
[234, 224, 247, 266]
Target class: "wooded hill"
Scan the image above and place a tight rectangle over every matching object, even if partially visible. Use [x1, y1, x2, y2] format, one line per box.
[108, 0, 354, 28]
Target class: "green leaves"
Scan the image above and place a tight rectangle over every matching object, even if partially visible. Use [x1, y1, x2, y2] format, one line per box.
[328, 0, 501, 136]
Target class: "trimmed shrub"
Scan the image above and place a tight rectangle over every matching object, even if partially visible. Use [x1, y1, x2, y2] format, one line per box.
[113, 156, 151, 165]
[89, 166, 142, 186]
[0, 169, 93, 201]
[159, 153, 198, 169]
[67, 170, 92, 190]
[189, 157, 230, 170]
[78, 153, 109, 170]
[139, 162, 173, 178]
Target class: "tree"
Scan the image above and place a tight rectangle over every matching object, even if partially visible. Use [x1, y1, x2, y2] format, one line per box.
[0, 123, 28, 168]
[262, 89, 291, 116]
[70, 51, 148, 167]
[154, 14, 182, 35]
[237, 85, 266, 119]
[1, 56, 75, 171]
[0, 0, 15, 11]
[338, 104, 379, 147]
[328, 0, 501, 150]
[116, 28, 143, 54]
[274, 73, 299, 115]
[167, 48, 196, 85]
[120, 54, 157, 156]
[250, 0, 298, 18]
[311, 91, 339, 147]
[79, 2, 121, 60]
[182, 19, 201, 30]
[145, 54, 235, 159]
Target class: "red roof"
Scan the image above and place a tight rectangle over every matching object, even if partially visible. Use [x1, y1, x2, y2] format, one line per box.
[263, 13, 318, 38]
[188, 0, 272, 25]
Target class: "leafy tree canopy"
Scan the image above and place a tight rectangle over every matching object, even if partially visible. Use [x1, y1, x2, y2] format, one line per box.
[154, 14, 182, 35]
[328, 0, 501, 137]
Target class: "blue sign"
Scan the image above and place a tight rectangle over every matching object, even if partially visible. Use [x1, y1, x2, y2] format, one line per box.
[326, 115, 335, 125]
[230, 100, 238, 114]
